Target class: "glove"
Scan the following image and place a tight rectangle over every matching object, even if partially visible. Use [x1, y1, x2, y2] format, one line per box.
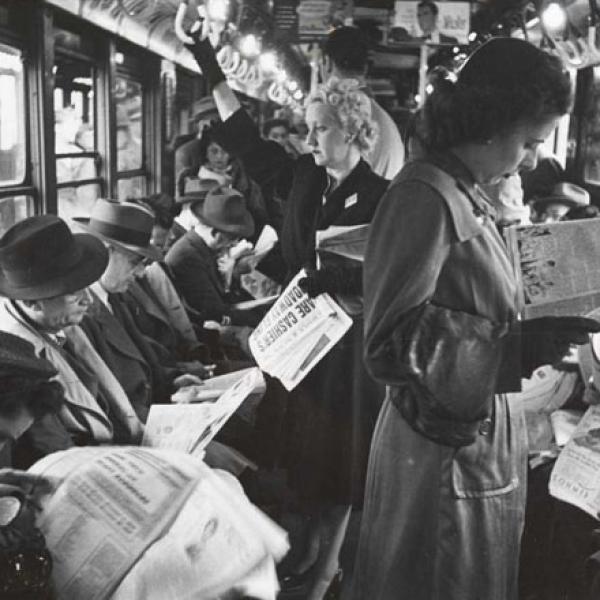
[184, 26, 225, 91]
[298, 269, 333, 298]
[521, 316, 600, 377]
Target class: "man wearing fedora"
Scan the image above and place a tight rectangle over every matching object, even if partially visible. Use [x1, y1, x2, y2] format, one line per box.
[74, 199, 179, 420]
[0, 215, 143, 455]
[172, 177, 220, 246]
[166, 186, 262, 329]
[531, 182, 591, 223]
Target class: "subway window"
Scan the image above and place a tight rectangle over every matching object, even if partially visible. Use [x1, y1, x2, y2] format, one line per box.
[115, 74, 145, 199]
[0, 43, 26, 187]
[53, 53, 101, 219]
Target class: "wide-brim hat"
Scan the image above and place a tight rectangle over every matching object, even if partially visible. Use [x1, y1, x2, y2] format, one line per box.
[73, 199, 162, 262]
[201, 187, 254, 238]
[0, 215, 108, 301]
[177, 177, 220, 206]
[0, 331, 57, 379]
[533, 182, 590, 210]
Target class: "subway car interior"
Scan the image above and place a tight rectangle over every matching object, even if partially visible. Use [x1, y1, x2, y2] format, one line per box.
[4, 0, 600, 599]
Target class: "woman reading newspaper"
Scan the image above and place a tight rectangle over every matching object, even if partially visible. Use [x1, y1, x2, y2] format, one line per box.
[352, 38, 599, 600]
[181, 16, 389, 600]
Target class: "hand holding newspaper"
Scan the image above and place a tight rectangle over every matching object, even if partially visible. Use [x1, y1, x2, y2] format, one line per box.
[144, 367, 265, 456]
[29, 446, 288, 600]
[249, 270, 353, 391]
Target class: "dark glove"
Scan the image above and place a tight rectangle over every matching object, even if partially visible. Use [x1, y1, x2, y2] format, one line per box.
[521, 316, 600, 378]
[298, 269, 332, 298]
[184, 26, 225, 91]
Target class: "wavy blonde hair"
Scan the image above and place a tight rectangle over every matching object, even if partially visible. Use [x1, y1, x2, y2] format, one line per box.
[305, 77, 379, 156]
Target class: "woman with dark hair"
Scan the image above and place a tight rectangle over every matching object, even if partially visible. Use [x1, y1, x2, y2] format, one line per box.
[184, 18, 389, 599]
[351, 38, 588, 600]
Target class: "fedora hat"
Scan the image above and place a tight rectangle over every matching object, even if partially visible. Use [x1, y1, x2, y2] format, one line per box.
[0, 215, 108, 301]
[177, 177, 220, 206]
[533, 182, 590, 210]
[73, 199, 162, 261]
[201, 187, 254, 238]
[0, 331, 57, 379]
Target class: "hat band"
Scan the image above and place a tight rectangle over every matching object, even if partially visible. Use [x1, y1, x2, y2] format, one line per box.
[89, 219, 151, 247]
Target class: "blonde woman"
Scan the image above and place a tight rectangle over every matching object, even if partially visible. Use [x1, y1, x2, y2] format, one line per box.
[185, 23, 390, 599]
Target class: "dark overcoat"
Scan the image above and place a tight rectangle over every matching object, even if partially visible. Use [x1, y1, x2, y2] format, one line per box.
[216, 109, 389, 506]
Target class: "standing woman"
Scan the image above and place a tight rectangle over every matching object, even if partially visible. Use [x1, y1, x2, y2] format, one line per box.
[184, 19, 388, 599]
[353, 38, 581, 600]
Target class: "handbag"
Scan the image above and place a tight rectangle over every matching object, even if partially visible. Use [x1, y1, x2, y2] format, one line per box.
[388, 302, 510, 447]
[0, 487, 53, 599]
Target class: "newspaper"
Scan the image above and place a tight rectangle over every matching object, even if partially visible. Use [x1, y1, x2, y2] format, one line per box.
[315, 223, 369, 263]
[550, 404, 600, 519]
[29, 447, 203, 599]
[30, 446, 288, 600]
[505, 219, 600, 318]
[240, 225, 282, 300]
[249, 270, 353, 391]
[144, 367, 265, 455]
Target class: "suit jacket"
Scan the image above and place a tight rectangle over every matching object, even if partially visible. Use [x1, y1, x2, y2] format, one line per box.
[80, 293, 154, 422]
[165, 230, 229, 323]
[0, 300, 130, 452]
[214, 108, 390, 286]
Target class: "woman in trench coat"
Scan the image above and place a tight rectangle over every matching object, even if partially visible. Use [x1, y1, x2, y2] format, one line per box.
[353, 38, 580, 600]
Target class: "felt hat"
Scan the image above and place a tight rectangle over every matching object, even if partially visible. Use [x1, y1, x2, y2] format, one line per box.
[0, 331, 57, 379]
[0, 215, 108, 301]
[177, 177, 220, 206]
[533, 182, 590, 210]
[201, 187, 254, 238]
[73, 199, 162, 261]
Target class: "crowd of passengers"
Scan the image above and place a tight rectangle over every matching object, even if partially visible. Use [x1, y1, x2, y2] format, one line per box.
[4, 22, 600, 600]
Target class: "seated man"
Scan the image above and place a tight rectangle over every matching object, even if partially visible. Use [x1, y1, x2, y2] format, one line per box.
[0, 215, 143, 458]
[74, 199, 177, 420]
[166, 186, 262, 329]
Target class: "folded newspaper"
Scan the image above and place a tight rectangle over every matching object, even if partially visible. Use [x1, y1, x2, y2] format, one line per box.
[249, 270, 353, 391]
[315, 223, 369, 263]
[145, 367, 265, 456]
[505, 219, 600, 318]
[29, 446, 289, 600]
[550, 404, 600, 519]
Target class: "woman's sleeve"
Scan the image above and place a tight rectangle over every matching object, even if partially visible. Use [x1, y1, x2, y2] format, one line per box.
[364, 180, 454, 383]
[214, 109, 295, 201]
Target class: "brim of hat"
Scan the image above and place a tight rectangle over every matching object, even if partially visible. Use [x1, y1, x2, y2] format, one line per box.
[72, 218, 163, 262]
[176, 194, 207, 206]
[0, 357, 57, 380]
[533, 196, 585, 208]
[0, 233, 108, 301]
[202, 210, 255, 238]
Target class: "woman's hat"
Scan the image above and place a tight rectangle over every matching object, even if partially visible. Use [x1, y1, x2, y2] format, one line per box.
[201, 187, 254, 238]
[73, 199, 162, 261]
[0, 215, 108, 301]
[533, 182, 590, 210]
[0, 332, 57, 379]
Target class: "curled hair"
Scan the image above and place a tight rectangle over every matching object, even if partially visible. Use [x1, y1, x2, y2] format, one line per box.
[0, 376, 64, 420]
[305, 77, 379, 156]
[421, 39, 572, 151]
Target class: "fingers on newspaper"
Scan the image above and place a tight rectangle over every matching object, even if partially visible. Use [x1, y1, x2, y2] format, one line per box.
[248, 269, 353, 391]
[143, 367, 265, 457]
[29, 446, 288, 600]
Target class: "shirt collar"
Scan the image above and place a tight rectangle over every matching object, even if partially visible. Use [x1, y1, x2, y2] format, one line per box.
[90, 281, 111, 313]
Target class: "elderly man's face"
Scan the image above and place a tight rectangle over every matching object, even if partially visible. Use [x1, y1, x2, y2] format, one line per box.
[101, 246, 147, 293]
[35, 288, 94, 331]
